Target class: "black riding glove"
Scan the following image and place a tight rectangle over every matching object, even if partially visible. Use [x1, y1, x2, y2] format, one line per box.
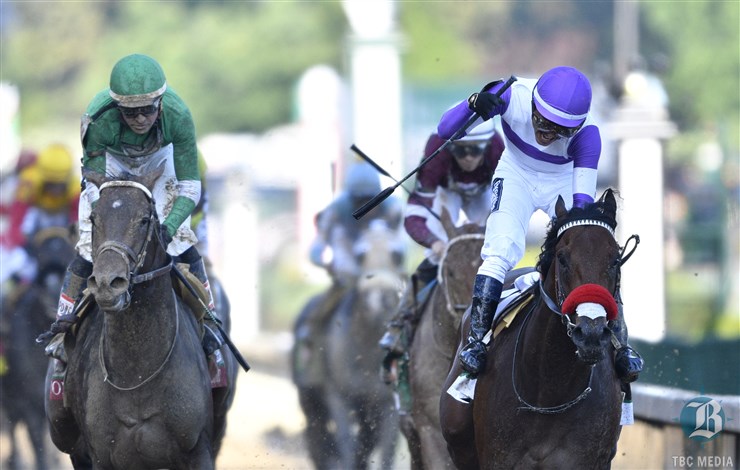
[467, 91, 504, 120]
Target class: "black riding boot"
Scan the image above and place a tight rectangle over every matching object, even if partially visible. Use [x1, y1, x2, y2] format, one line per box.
[379, 258, 438, 354]
[40, 255, 93, 362]
[458, 275, 503, 376]
[610, 303, 644, 383]
[183, 249, 222, 356]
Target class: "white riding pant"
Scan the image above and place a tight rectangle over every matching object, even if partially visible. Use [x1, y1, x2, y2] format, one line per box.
[76, 144, 197, 262]
[478, 156, 574, 282]
[424, 187, 490, 264]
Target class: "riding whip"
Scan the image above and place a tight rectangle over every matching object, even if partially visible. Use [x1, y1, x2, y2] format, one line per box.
[352, 75, 517, 220]
[171, 265, 251, 373]
[350, 144, 442, 222]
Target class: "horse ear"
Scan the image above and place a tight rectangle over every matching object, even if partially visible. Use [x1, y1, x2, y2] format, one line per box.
[602, 188, 617, 218]
[83, 169, 105, 189]
[440, 205, 457, 238]
[555, 195, 568, 218]
[140, 162, 166, 191]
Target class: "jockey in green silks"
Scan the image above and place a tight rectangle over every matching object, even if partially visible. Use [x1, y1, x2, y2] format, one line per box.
[44, 53, 221, 363]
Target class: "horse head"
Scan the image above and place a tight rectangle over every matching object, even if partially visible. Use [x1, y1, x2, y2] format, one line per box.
[85, 165, 169, 312]
[354, 219, 405, 312]
[538, 189, 621, 365]
[437, 207, 485, 317]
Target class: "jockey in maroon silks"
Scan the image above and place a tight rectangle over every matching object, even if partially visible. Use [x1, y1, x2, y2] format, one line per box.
[379, 119, 504, 381]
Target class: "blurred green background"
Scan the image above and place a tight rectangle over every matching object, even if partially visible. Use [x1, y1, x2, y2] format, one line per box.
[2, 1, 738, 392]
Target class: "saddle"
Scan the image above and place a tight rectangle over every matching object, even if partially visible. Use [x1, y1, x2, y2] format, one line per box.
[489, 268, 539, 341]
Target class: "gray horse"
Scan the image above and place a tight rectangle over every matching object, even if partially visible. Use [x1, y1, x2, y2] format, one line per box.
[322, 222, 405, 469]
[44, 169, 237, 469]
[1, 227, 75, 470]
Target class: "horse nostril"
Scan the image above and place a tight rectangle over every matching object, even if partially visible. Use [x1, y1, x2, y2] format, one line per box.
[601, 327, 612, 342]
[572, 326, 584, 342]
[111, 277, 128, 290]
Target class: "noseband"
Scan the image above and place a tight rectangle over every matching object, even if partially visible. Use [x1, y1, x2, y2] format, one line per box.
[539, 219, 639, 334]
[94, 181, 173, 302]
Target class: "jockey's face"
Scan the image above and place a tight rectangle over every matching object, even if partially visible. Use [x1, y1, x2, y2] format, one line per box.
[42, 181, 67, 197]
[119, 102, 160, 135]
[450, 142, 486, 172]
[531, 102, 581, 146]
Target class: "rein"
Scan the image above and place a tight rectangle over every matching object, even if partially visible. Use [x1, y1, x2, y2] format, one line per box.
[99, 291, 180, 391]
[94, 181, 173, 295]
[511, 297, 594, 414]
[94, 180, 180, 389]
[509, 217, 639, 413]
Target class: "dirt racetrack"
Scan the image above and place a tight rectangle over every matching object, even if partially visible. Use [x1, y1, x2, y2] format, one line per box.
[0, 332, 413, 469]
[1, 331, 657, 469]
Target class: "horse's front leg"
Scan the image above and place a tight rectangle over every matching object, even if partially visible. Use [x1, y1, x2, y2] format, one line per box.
[439, 310, 479, 470]
[325, 391, 357, 468]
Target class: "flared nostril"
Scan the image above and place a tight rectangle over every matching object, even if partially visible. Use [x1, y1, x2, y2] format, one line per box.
[111, 277, 128, 290]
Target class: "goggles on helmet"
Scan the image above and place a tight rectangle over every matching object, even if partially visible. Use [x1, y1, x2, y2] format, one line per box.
[118, 99, 161, 118]
[450, 142, 487, 159]
[531, 102, 582, 138]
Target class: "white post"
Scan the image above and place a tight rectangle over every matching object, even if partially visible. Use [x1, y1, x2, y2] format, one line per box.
[220, 171, 259, 343]
[295, 66, 344, 278]
[343, 0, 403, 184]
[606, 71, 676, 342]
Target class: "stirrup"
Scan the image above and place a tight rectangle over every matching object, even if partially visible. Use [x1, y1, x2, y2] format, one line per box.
[202, 323, 224, 356]
[378, 327, 404, 354]
[44, 333, 68, 364]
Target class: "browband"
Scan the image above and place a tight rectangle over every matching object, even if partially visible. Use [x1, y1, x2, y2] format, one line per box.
[99, 180, 153, 200]
[557, 219, 615, 240]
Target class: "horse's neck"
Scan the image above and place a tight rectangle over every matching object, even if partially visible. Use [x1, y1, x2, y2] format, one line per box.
[101, 268, 178, 365]
[428, 284, 460, 359]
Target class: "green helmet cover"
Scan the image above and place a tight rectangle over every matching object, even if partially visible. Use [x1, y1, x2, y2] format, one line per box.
[109, 54, 167, 107]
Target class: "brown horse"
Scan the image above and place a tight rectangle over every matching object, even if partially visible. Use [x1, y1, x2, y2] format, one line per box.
[401, 209, 484, 470]
[44, 169, 237, 469]
[440, 189, 625, 469]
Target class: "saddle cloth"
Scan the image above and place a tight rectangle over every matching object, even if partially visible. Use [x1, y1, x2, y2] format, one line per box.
[447, 271, 539, 404]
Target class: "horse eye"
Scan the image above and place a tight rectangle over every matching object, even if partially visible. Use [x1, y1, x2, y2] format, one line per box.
[557, 251, 568, 267]
[139, 217, 149, 227]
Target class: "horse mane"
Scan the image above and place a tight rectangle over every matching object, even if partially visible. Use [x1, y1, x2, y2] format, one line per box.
[536, 189, 619, 276]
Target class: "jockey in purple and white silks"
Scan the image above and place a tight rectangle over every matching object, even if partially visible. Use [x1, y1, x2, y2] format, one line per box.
[377, 120, 504, 375]
[439, 66, 642, 383]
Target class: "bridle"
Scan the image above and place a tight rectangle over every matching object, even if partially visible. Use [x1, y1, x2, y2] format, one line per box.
[539, 219, 639, 334]
[93, 180, 173, 310]
[93, 180, 177, 391]
[512, 218, 639, 414]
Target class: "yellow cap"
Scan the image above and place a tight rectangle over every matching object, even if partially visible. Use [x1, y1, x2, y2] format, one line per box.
[37, 144, 74, 183]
